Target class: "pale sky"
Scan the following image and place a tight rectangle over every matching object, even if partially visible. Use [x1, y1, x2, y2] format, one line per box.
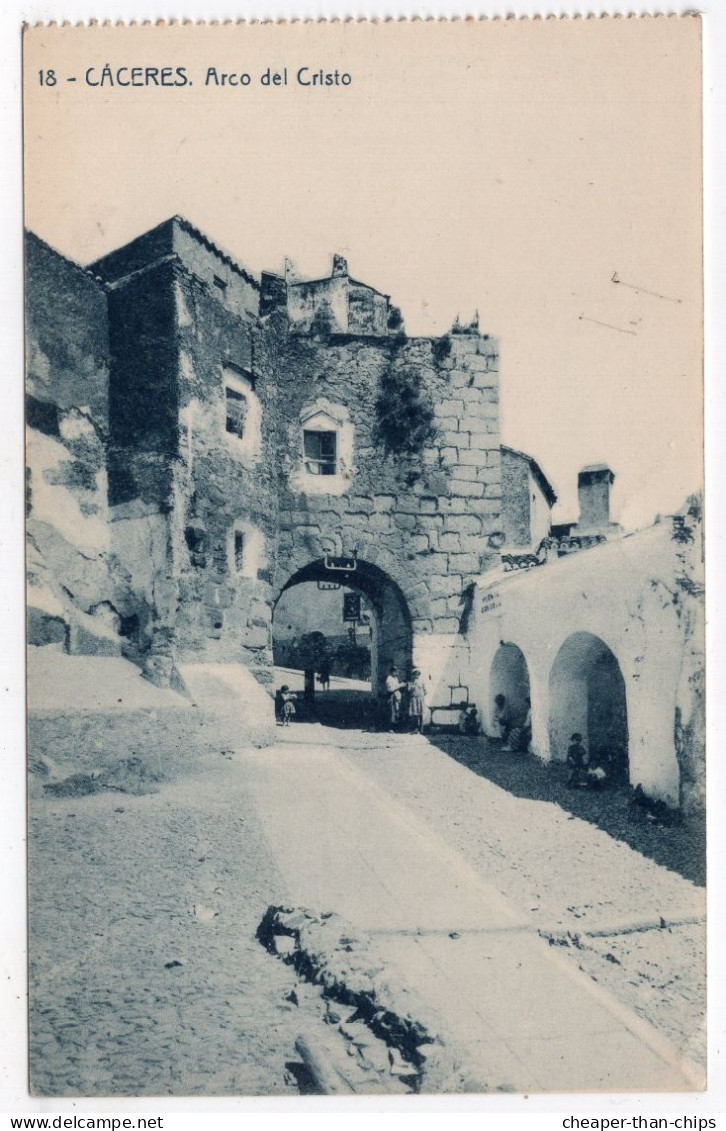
[23, 18, 702, 528]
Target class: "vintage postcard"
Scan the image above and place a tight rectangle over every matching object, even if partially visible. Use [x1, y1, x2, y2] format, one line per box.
[23, 16, 705, 1097]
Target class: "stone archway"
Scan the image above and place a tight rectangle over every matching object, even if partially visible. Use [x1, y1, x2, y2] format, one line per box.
[490, 643, 531, 736]
[272, 556, 413, 723]
[549, 631, 629, 782]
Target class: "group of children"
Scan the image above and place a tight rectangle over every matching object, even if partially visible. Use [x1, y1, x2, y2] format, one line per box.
[277, 674, 606, 788]
[276, 665, 429, 732]
[384, 666, 427, 733]
[493, 694, 607, 787]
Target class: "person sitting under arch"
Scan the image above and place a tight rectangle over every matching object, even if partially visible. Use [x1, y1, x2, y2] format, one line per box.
[459, 704, 481, 736]
[494, 693, 512, 746]
[509, 696, 532, 753]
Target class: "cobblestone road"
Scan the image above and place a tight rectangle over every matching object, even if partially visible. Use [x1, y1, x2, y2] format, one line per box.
[28, 714, 706, 1095]
[29, 756, 322, 1096]
[338, 728, 706, 1065]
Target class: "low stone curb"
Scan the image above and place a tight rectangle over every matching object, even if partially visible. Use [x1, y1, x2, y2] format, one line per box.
[257, 905, 463, 1093]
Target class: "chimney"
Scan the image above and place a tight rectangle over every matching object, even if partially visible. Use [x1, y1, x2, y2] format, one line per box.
[331, 253, 348, 278]
[577, 464, 614, 531]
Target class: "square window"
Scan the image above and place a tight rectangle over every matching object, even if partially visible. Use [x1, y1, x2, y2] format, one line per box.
[233, 530, 245, 572]
[225, 386, 248, 438]
[304, 430, 337, 475]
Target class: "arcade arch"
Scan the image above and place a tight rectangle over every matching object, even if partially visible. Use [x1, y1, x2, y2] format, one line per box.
[490, 643, 531, 738]
[549, 632, 629, 782]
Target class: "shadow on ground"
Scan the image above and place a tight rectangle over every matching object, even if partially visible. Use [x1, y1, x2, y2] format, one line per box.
[427, 733, 706, 888]
[289, 689, 378, 730]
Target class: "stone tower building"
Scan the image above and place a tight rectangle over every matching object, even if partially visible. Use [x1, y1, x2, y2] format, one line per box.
[25, 220, 705, 813]
[27, 217, 504, 694]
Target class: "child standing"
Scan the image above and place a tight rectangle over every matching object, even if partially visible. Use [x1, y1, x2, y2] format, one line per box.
[408, 669, 427, 734]
[567, 732, 589, 787]
[279, 685, 297, 726]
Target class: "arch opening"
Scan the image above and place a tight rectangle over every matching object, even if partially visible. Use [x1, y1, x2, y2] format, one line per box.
[490, 643, 531, 748]
[549, 632, 629, 782]
[272, 557, 412, 728]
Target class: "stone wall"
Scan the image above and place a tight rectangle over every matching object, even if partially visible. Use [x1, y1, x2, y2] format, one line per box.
[348, 281, 389, 335]
[105, 259, 179, 510]
[500, 446, 555, 550]
[28, 222, 503, 700]
[94, 221, 276, 675]
[25, 232, 111, 560]
[25, 233, 122, 654]
[26, 233, 110, 426]
[169, 259, 279, 676]
[271, 325, 503, 691]
[285, 257, 390, 337]
[287, 275, 348, 334]
[171, 219, 259, 319]
[501, 448, 531, 547]
[92, 216, 259, 321]
[99, 256, 181, 666]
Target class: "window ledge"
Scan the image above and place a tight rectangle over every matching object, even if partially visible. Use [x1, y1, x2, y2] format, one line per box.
[224, 431, 260, 462]
[298, 471, 350, 497]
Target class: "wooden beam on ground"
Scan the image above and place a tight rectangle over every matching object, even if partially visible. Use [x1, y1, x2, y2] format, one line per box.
[295, 1032, 357, 1094]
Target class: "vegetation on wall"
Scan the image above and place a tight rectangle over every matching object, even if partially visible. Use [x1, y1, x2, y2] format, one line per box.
[387, 305, 404, 332]
[431, 334, 452, 364]
[375, 362, 437, 460]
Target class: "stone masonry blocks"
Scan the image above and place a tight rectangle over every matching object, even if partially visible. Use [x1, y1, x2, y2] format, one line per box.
[34, 223, 505, 676]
